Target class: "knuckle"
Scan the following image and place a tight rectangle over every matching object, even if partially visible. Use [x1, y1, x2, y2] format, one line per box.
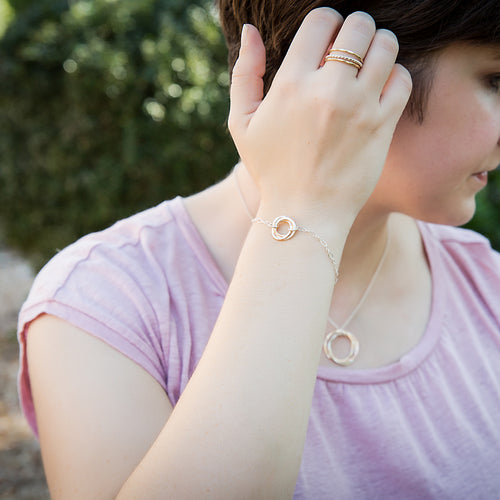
[398, 65, 413, 93]
[326, 93, 361, 120]
[358, 111, 380, 131]
[227, 114, 236, 135]
[349, 104, 378, 130]
[312, 79, 346, 106]
[341, 93, 379, 130]
[376, 29, 399, 54]
[387, 63, 413, 97]
[305, 7, 344, 27]
[227, 112, 241, 136]
[230, 62, 246, 83]
[347, 11, 376, 34]
[274, 74, 300, 97]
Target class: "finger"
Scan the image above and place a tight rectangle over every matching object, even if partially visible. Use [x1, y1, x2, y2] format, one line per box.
[358, 29, 400, 94]
[323, 11, 376, 78]
[229, 24, 266, 134]
[279, 8, 343, 76]
[380, 64, 413, 126]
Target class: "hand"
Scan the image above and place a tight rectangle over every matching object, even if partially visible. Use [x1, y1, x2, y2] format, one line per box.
[228, 8, 412, 228]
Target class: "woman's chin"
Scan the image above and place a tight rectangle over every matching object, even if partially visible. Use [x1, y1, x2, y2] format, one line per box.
[419, 200, 477, 228]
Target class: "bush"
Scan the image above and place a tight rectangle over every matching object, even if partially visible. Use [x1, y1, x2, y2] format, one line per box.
[465, 180, 500, 251]
[0, 0, 238, 267]
[0, 0, 499, 268]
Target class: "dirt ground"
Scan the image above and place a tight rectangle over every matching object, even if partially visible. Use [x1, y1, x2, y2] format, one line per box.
[0, 248, 50, 499]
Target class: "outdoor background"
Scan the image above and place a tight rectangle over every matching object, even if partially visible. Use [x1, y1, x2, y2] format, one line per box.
[0, 0, 499, 498]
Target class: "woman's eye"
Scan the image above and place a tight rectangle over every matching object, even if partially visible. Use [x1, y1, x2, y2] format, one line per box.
[486, 74, 500, 92]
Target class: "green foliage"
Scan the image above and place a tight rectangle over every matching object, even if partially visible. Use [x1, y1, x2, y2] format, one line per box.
[465, 175, 500, 251]
[0, 0, 13, 36]
[0, 0, 499, 270]
[0, 0, 238, 267]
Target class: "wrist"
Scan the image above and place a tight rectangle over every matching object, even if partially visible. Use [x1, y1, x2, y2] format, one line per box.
[252, 214, 341, 282]
[256, 200, 355, 246]
[253, 204, 355, 282]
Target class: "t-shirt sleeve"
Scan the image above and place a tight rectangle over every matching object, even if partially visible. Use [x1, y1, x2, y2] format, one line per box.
[18, 216, 172, 436]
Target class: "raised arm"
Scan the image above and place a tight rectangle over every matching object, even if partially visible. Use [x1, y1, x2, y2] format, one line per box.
[27, 8, 411, 499]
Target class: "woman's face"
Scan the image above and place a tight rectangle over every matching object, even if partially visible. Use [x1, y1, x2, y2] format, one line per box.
[369, 43, 500, 226]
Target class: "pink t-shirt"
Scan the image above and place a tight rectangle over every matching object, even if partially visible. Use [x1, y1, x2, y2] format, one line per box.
[18, 197, 500, 499]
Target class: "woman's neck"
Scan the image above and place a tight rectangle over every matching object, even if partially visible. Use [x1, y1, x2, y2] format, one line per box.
[185, 163, 431, 369]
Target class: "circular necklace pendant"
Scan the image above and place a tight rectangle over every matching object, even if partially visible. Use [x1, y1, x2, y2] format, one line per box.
[323, 329, 360, 367]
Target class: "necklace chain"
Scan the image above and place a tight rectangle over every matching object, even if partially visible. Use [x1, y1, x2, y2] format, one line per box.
[233, 166, 390, 366]
[328, 225, 390, 331]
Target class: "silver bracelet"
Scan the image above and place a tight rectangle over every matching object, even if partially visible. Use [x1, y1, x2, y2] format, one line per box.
[252, 215, 340, 282]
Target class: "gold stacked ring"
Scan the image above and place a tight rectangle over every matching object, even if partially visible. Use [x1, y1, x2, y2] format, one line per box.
[325, 48, 364, 70]
[329, 48, 364, 63]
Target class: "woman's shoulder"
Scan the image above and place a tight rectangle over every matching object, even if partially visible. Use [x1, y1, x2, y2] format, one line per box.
[418, 221, 499, 265]
[419, 220, 492, 247]
[17, 198, 186, 435]
[20, 195, 226, 329]
[29, 196, 221, 296]
[18, 195, 224, 343]
[25, 200, 175, 298]
[418, 221, 500, 303]
[51, 198, 179, 266]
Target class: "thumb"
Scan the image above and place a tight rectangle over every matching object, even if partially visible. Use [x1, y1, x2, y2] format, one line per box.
[228, 24, 266, 136]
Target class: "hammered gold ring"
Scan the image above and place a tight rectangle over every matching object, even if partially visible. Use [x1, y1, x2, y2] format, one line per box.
[324, 54, 363, 70]
[327, 48, 364, 63]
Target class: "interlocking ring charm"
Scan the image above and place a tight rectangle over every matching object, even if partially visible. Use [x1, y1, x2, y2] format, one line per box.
[271, 216, 298, 241]
[251, 214, 340, 280]
[323, 329, 360, 367]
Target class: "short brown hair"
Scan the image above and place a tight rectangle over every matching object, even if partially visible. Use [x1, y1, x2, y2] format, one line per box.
[216, 0, 500, 121]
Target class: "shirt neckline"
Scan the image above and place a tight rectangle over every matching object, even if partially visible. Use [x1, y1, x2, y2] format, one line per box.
[169, 196, 229, 295]
[316, 220, 444, 384]
[171, 196, 444, 384]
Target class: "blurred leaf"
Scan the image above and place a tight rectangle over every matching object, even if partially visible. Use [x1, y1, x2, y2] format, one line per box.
[465, 170, 500, 251]
[0, 0, 237, 267]
[0, 0, 498, 269]
[0, 0, 14, 36]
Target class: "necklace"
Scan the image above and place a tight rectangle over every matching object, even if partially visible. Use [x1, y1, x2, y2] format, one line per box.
[233, 166, 390, 367]
[323, 226, 390, 366]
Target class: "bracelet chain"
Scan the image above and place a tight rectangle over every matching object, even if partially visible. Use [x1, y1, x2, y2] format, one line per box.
[252, 216, 340, 283]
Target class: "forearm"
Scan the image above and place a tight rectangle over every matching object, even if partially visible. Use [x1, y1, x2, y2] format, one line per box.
[119, 4, 411, 495]
[118, 216, 348, 499]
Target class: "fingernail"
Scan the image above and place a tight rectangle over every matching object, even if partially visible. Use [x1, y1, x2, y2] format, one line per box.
[241, 24, 249, 47]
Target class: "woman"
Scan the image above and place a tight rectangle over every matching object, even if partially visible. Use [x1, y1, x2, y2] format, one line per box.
[18, 0, 500, 498]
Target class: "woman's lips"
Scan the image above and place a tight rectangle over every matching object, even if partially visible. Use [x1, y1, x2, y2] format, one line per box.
[472, 171, 488, 184]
